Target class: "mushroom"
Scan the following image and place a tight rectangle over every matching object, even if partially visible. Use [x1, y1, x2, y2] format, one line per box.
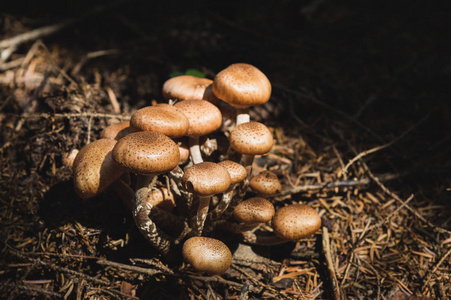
[229, 121, 274, 172]
[73, 139, 125, 199]
[249, 170, 282, 196]
[209, 160, 247, 219]
[162, 75, 219, 104]
[231, 197, 275, 232]
[100, 121, 132, 140]
[112, 131, 180, 257]
[129, 103, 189, 138]
[212, 63, 271, 125]
[182, 236, 232, 275]
[182, 162, 231, 236]
[272, 204, 322, 240]
[174, 99, 222, 164]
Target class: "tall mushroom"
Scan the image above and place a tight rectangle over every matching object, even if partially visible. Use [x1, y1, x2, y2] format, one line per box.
[182, 162, 231, 236]
[212, 63, 271, 125]
[112, 131, 180, 257]
[174, 99, 222, 164]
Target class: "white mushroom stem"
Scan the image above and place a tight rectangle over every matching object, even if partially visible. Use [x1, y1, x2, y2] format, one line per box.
[191, 196, 211, 236]
[133, 175, 174, 257]
[236, 108, 250, 126]
[189, 136, 203, 164]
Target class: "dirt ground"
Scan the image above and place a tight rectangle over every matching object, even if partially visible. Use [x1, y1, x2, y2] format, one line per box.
[1, 1, 450, 299]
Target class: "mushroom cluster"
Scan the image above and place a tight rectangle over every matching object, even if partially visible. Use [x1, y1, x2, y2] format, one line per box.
[70, 63, 322, 274]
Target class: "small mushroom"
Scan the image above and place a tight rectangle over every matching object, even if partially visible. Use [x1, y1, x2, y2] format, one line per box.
[182, 162, 231, 235]
[249, 170, 282, 196]
[231, 197, 275, 232]
[212, 63, 271, 125]
[209, 160, 247, 218]
[100, 121, 132, 140]
[129, 103, 189, 138]
[182, 236, 232, 275]
[174, 99, 222, 164]
[272, 204, 322, 240]
[162, 75, 219, 104]
[229, 121, 274, 172]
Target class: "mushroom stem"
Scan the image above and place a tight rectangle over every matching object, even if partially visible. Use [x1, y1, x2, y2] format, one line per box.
[208, 183, 237, 220]
[189, 136, 203, 164]
[236, 108, 250, 126]
[240, 154, 255, 176]
[191, 195, 211, 236]
[133, 175, 175, 257]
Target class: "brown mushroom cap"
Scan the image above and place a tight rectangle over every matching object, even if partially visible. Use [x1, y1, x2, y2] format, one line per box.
[182, 162, 231, 197]
[112, 131, 180, 175]
[212, 63, 271, 109]
[162, 75, 219, 103]
[174, 100, 222, 137]
[272, 204, 322, 240]
[130, 104, 189, 138]
[100, 121, 132, 140]
[249, 170, 282, 195]
[217, 160, 247, 184]
[229, 121, 274, 155]
[73, 139, 125, 199]
[233, 197, 275, 223]
[182, 237, 232, 275]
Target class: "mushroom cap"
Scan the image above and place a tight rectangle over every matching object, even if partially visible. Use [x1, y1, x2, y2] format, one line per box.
[217, 160, 247, 184]
[162, 75, 219, 103]
[212, 63, 271, 109]
[182, 237, 232, 275]
[130, 104, 189, 138]
[100, 121, 132, 140]
[229, 122, 274, 155]
[272, 204, 322, 240]
[174, 99, 222, 137]
[182, 162, 231, 197]
[73, 139, 125, 199]
[233, 197, 275, 223]
[249, 170, 282, 195]
[112, 131, 180, 175]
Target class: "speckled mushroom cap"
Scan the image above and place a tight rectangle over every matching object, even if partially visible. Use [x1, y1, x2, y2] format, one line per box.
[73, 139, 125, 199]
[130, 104, 189, 138]
[233, 197, 275, 223]
[249, 170, 282, 195]
[212, 63, 271, 109]
[182, 162, 231, 197]
[162, 75, 219, 103]
[217, 160, 247, 184]
[182, 236, 232, 275]
[272, 204, 322, 240]
[229, 121, 274, 155]
[100, 121, 132, 140]
[174, 99, 222, 137]
[112, 131, 180, 175]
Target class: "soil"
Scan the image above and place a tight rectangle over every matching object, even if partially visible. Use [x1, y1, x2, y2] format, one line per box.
[1, 1, 450, 299]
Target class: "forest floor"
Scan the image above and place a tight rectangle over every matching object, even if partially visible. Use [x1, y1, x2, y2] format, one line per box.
[1, 1, 450, 299]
